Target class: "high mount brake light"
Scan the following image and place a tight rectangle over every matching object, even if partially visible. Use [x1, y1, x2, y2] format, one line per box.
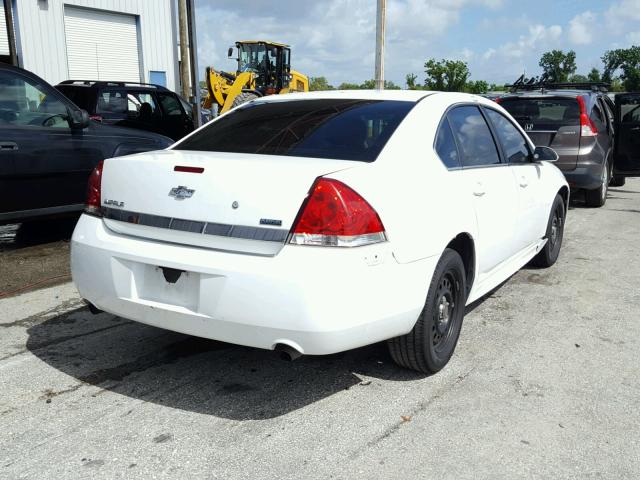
[577, 96, 598, 137]
[85, 160, 104, 217]
[289, 178, 387, 247]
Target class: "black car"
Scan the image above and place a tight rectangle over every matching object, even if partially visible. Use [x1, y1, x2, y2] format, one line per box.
[0, 64, 173, 226]
[56, 80, 195, 141]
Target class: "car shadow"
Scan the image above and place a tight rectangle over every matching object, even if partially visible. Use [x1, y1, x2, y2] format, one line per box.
[0, 216, 79, 252]
[26, 307, 428, 420]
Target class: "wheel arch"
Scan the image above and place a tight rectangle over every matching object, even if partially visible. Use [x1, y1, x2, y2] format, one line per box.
[558, 185, 569, 213]
[446, 233, 476, 295]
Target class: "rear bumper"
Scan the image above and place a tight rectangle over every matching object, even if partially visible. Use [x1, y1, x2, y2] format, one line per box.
[561, 162, 604, 190]
[71, 214, 434, 355]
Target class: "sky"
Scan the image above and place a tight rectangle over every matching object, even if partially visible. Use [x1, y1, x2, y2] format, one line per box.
[193, 0, 640, 88]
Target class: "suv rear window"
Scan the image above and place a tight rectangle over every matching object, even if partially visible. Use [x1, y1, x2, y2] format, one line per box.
[175, 99, 414, 162]
[500, 97, 580, 130]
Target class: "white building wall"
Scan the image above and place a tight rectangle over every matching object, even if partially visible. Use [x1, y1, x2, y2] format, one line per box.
[12, 0, 179, 91]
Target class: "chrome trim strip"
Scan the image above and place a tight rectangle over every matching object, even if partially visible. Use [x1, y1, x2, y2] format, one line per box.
[102, 207, 289, 243]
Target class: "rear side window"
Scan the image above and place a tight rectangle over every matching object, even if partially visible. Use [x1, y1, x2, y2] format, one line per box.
[435, 117, 460, 168]
[484, 109, 531, 164]
[56, 85, 93, 110]
[447, 106, 501, 167]
[158, 92, 183, 117]
[175, 99, 414, 162]
[500, 97, 580, 130]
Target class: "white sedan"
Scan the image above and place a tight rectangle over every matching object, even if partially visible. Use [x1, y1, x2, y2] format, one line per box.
[71, 90, 568, 373]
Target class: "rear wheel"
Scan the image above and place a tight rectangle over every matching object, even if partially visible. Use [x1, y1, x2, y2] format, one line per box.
[531, 194, 565, 268]
[388, 249, 466, 374]
[231, 92, 259, 109]
[610, 175, 626, 188]
[584, 159, 609, 207]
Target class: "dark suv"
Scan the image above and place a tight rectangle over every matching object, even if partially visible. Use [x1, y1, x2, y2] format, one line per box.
[0, 64, 173, 226]
[497, 82, 640, 207]
[55, 80, 195, 141]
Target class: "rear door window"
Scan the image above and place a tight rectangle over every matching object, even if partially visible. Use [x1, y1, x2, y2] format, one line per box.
[485, 108, 531, 164]
[434, 117, 460, 168]
[446, 106, 501, 167]
[620, 96, 640, 124]
[500, 97, 580, 130]
[175, 99, 414, 162]
[97, 90, 127, 114]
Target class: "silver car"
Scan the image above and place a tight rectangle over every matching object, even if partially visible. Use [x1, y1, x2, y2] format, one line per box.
[498, 86, 615, 207]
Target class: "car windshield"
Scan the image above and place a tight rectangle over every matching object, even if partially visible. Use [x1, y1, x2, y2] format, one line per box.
[500, 97, 580, 130]
[174, 99, 414, 162]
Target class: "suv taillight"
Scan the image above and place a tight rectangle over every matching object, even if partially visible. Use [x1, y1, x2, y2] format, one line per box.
[85, 160, 104, 217]
[577, 95, 598, 137]
[289, 178, 387, 247]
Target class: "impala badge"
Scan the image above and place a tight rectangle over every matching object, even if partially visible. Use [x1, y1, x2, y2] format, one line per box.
[169, 186, 195, 200]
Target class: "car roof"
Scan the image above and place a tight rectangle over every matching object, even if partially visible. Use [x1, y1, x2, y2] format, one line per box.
[501, 89, 600, 98]
[251, 89, 451, 103]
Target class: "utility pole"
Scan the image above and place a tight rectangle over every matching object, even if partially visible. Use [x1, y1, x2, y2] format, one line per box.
[186, 0, 202, 127]
[178, 0, 190, 100]
[3, 0, 17, 66]
[374, 0, 386, 90]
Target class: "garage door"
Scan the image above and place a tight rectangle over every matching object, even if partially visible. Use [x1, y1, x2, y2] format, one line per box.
[0, 4, 9, 56]
[64, 7, 140, 82]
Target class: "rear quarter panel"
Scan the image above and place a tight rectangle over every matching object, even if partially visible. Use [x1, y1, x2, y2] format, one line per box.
[330, 93, 479, 266]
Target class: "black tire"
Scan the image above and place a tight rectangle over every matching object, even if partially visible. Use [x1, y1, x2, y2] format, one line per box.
[610, 175, 626, 188]
[388, 248, 466, 374]
[231, 92, 258, 108]
[584, 159, 609, 207]
[531, 194, 565, 268]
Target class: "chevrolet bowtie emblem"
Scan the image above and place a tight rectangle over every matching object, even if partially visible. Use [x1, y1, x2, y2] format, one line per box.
[168, 186, 195, 200]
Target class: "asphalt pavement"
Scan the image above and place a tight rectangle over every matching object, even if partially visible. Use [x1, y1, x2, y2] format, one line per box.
[1, 181, 639, 479]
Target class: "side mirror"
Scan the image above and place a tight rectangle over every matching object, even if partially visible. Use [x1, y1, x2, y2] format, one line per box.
[69, 109, 90, 129]
[533, 146, 559, 162]
[227, 47, 233, 58]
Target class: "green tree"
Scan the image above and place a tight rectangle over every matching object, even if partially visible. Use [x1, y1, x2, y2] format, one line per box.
[568, 74, 588, 83]
[309, 76, 334, 91]
[602, 46, 640, 91]
[465, 80, 489, 94]
[337, 82, 361, 90]
[424, 58, 470, 91]
[588, 67, 601, 82]
[539, 50, 577, 83]
[406, 73, 419, 89]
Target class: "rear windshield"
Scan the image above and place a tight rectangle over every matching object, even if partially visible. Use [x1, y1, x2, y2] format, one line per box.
[500, 97, 580, 130]
[175, 99, 414, 162]
[56, 85, 93, 111]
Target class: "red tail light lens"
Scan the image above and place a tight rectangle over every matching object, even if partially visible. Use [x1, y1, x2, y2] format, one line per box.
[577, 95, 598, 137]
[89, 115, 103, 122]
[290, 178, 386, 247]
[85, 160, 104, 216]
[494, 97, 502, 104]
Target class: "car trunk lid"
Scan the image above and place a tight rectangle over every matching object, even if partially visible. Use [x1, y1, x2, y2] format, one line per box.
[100, 150, 360, 255]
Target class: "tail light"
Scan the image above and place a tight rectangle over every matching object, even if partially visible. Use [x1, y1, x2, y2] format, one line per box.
[289, 178, 386, 247]
[494, 97, 502, 104]
[89, 115, 103, 122]
[577, 96, 598, 137]
[85, 160, 104, 217]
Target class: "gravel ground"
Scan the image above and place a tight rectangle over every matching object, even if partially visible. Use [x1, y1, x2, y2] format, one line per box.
[0, 180, 639, 479]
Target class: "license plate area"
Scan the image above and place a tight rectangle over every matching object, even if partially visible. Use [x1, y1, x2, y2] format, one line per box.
[138, 265, 200, 311]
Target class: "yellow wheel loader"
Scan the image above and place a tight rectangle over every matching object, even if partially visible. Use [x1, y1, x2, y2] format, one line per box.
[203, 40, 309, 115]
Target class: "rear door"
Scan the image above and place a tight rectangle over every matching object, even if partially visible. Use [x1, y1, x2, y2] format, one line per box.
[447, 105, 519, 276]
[614, 93, 640, 176]
[499, 96, 581, 171]
[483, 107, 545, 250]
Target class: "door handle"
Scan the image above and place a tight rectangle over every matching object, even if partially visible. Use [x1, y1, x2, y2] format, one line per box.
[0, 142, 18, 151]
[631, 126, 640, 131]
[519, 176, 529, 188]
[473, 186, 486, 197]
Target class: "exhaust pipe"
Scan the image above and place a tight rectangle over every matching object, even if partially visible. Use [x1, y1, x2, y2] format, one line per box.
[274, 343, 303, 362]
